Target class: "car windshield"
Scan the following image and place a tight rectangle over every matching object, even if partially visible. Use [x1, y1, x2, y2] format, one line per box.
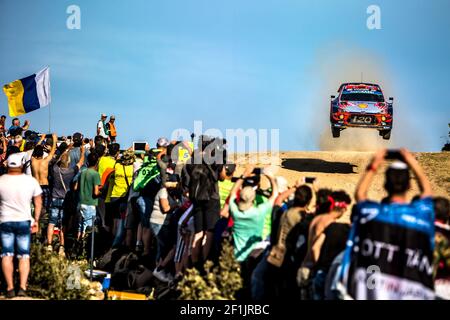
[340, 92, 384, 102]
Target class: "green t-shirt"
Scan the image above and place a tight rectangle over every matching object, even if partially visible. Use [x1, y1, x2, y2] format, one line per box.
[79, 168, 101, 206]
[229, 194, 273, 262]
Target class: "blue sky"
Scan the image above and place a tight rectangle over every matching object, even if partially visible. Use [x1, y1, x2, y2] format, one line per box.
[1, 0, 449, 151]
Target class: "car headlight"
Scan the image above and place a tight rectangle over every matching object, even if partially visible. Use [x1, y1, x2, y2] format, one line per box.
[381, 116, 386, 121]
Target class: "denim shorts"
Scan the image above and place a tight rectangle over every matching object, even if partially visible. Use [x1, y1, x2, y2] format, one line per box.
[0, 221, 31, 258]
[136, 196, 153, 229]
[41, 185, 51, 212]
[48, 198, 65, 225]
[79, 204, 96, 233]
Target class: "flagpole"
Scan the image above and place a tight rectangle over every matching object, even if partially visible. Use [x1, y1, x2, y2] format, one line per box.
[48, 104, 51, 133]
[47, 65, 51, 134]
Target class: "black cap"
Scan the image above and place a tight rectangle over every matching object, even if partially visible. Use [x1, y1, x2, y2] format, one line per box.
[73, 132, 83, 143]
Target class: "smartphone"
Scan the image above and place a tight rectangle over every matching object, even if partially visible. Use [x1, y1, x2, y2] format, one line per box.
[133, 142, 147, 153]
[385, 150, 404, 161]
[305, 177, 316, 183]
[252, 168, 262, 175]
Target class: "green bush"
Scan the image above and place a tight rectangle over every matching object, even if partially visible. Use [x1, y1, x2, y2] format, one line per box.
[28, 243, 103, 300]
[177, 240, 242, 300]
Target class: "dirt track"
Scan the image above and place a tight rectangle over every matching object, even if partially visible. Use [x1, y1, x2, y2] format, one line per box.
[231, 151, 450, 221]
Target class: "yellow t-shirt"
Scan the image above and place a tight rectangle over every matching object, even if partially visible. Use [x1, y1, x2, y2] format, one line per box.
[98, 156, 116, 178]
[98, 156, 117, 203]
[111, 163, 134, 199]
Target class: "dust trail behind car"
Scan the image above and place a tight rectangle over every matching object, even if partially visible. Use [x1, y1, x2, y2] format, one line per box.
[302, 44, 426, 151]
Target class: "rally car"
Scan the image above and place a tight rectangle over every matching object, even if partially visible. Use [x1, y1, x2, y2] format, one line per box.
[330, 83, 393, 140]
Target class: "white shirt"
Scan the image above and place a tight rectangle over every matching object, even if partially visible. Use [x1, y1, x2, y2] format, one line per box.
[97, 120, 108, 138]
[23, 151, 33, 176]
[150, 188, 169, 225]
[0, 174, 42, 223]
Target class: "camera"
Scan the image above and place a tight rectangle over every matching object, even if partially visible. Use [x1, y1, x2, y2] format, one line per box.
[252, 168, 262, 175]
[243, 175, 261, 188]
[385, 149, 404, 161]
[199, 135, 227, 164]
[305, 177, 316, 183]
[133, 141, 147, 154]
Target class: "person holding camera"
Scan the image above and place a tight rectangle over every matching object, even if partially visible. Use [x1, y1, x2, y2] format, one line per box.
[224, 165, 278, 297]
[31, 133, 57, 217]
[250, 177, 314, 301]
[356, 148, 432, 204]
[335, 148, 435, 300]
[46, 143, 86, 255]
[182, 135, 226, 269]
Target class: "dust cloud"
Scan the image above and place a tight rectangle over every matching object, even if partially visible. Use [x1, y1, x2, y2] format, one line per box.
[304, 44, 425, 151]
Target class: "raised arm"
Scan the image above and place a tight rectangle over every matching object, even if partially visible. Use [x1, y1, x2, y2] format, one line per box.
[229, 165, 254, 200]
[266, 173, 279, 205]
[45, 133, 58, 160]
[22, 120, 30, 130]
[400, 148, 432, 198]
[274, 178, 304, 206]
[38, 133, 46, 145]
[355, 149, 386, 202]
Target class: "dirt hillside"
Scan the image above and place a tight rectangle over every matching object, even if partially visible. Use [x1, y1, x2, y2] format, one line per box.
[230, 151, 450, 221]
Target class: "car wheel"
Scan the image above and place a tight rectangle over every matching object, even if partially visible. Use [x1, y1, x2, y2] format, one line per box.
[332, 127, 340, 138]
[382, 130, 391, 140]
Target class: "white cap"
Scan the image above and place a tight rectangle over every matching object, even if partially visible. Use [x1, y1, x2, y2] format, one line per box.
[157, 137, 170, 148]
[7, 152, 25, 168]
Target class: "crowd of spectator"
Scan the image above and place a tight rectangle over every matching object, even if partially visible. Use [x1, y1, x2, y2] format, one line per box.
[0, 113, 449, 300]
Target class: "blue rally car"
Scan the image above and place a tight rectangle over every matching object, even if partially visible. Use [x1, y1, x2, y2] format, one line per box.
[330, 83, 394, 140]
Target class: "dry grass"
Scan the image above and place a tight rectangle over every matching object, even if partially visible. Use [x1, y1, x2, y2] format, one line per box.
[417, 152, 450, 197]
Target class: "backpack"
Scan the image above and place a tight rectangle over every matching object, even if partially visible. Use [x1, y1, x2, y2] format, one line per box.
[133, 157, 160, 192]
[188, 163, 217, 201]
[96, 247, 126, 272]
[111, 252, 139, 290]
[267, 208, 305, 267]
[127, 265, 154, 291]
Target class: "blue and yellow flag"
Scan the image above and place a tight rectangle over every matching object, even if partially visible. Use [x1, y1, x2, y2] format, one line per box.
[3, 67, 51, 117]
